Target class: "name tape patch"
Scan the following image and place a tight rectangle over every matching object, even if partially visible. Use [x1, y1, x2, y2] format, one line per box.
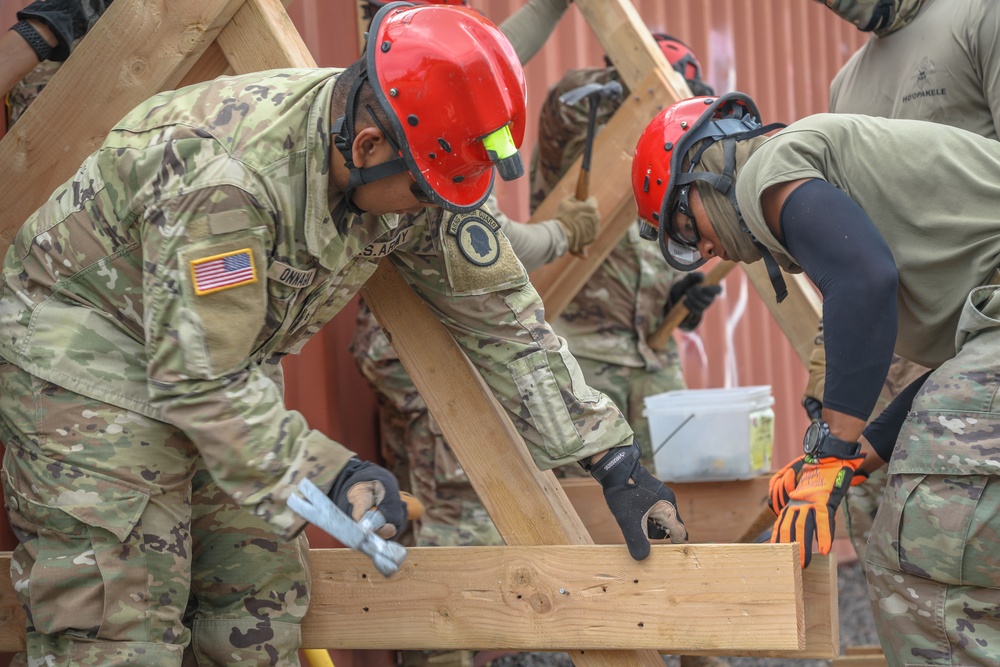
[191, 248, 258, 296]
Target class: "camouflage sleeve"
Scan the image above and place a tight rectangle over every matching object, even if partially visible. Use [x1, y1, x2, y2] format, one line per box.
[141, 185, 354, 540]
[387, 211, 634, 469]
[499, 0, 571, 65]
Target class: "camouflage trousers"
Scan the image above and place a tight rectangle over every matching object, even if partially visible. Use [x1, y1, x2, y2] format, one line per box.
[0, 363, 309, 666]
[864, 286, 1000, 664]
[573, 356, 686, 474]
[843, 354, 929, 564]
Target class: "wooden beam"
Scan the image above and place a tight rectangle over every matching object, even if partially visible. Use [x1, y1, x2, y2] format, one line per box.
[743, 264, 823, 365]
[0, 0, 247, 245]
[0, 546, 828, 655]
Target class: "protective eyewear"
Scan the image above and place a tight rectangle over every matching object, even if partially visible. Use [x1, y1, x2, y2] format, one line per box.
[670, 185, 701, 247]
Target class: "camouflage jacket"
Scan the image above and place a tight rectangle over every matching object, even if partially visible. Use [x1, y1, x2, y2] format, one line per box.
[530, 67, 683, 371]
[0, 69, 632, 538]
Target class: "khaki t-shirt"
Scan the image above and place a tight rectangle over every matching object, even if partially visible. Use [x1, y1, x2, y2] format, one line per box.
[736, 113, 1000, 368]
[830, 0, 1000, 139]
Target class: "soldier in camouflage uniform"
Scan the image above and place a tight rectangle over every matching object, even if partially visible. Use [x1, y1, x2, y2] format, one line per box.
[0, 5, 687, 665]
[633, 91, 1000, 666]
[530, 35, 722, 471]
[350, 0, 600, 549]
[803, 0, 1000, 568]
[2, 0, 112, 127]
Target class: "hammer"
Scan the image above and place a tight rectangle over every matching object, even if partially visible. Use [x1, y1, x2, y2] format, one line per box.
[558, 80, 624, 256]
[288, 478, 423, 577]
[558, 80, 624, 201]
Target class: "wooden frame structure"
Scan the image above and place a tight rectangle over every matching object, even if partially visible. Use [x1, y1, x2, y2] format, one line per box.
[0, 0, 837, 663]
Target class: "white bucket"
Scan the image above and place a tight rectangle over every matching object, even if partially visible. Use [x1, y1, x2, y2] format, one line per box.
[644, 385, 775, 483]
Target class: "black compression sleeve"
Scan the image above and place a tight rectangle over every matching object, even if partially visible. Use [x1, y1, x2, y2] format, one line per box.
[780, 179, 898, 421]
[862, 370, 932, 462]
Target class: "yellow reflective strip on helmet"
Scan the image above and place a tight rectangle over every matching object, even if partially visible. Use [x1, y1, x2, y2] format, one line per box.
[482, 124, 517, 161]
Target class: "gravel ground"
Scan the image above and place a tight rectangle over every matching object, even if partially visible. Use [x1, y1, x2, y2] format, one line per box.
[489, 560, 881, 667]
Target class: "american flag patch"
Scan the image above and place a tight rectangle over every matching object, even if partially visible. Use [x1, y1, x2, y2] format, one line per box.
[190, 248, 257, 296]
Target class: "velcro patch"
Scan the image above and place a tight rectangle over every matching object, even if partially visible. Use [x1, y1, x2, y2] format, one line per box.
[447, 209, 501, 266]
[190, 248, 257, 295]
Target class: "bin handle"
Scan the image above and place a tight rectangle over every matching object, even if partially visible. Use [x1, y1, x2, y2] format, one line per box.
[652, 413, 696, 456]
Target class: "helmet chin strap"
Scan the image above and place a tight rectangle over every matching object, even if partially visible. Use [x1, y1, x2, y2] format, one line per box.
[333, 67, 410, 215]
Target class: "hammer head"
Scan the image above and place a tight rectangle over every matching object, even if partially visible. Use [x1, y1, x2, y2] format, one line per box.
[289, 478, 408, 577]
[558, 80, 624, 108]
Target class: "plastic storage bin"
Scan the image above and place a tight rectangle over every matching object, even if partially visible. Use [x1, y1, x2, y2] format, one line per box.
[644, 385, 775, 483]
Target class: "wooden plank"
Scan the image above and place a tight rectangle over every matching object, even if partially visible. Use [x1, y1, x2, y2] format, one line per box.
[0, 546, 823, 654]
[302, 544, 804, 652]
[680, 553, 838, 659]
[0, 0, 247, 246]
[743, 263, 823, 366]
[560, 477, 770, 545]
[216, 0, 317, 71]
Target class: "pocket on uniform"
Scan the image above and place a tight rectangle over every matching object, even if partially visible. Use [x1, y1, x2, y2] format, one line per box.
[509, 350, 583, 459]
[2, 461, 149, 637]
[865, 473, 924, 576]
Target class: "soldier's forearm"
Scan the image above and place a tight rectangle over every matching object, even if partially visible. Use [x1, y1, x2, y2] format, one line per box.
[0, 20, 57, 96]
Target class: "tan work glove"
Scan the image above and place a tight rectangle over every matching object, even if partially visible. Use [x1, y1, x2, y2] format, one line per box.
[554, 195, 600, 255]
[802, 321, 825, 420]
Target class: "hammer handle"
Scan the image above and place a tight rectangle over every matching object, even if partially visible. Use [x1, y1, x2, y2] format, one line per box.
[575, 167, 590, 202]
[648, 260, 736, 351]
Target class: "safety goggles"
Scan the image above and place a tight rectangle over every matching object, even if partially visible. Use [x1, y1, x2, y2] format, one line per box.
[669, 185, 701, 247]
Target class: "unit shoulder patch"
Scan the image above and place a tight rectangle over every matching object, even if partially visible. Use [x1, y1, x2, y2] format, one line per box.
[447, 209, 501, 267]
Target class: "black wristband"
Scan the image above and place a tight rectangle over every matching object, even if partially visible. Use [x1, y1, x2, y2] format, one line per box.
[11, 20, 53, 62]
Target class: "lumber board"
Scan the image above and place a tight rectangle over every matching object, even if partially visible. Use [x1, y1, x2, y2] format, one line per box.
[0, 545, 816, 653]
[743, 263, 823, 366]
[560, 477, 770, 546]
[0, 0, 247, 246]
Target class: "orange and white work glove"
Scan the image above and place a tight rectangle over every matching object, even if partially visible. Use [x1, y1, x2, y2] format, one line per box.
[768, 454, 869, 517]
[771, 453, 866, 567]
[554, 194, 599, 255]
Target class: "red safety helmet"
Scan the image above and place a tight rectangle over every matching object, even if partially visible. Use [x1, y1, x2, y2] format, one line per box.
[652, 33, 713, 95]
[368, 0, 466, 6]
[632, 93, 763, 270]
[345, 2, 526, 212]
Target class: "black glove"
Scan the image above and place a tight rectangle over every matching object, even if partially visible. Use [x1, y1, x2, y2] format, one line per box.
[585, 441, 687, 560]
[664, 272, 722, 331]
[328, 458, 406, 539]
[17, 0, 92, 62]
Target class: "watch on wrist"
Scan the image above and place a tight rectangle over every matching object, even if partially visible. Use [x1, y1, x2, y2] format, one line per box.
[11, 20, 54, 62]
[803, 420, 861, 459]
